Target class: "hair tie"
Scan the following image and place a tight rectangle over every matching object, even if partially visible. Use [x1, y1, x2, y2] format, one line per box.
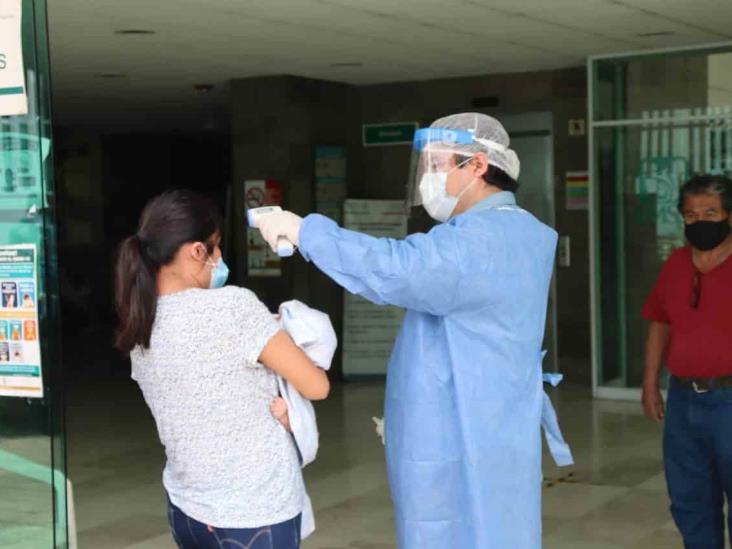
[134, 234, 150, 255]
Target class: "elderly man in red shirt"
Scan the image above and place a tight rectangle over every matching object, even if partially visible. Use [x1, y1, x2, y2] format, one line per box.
[642, 173, 732, 549]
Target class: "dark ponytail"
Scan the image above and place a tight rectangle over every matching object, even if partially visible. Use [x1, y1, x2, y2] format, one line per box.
[114, 190, 221, 353]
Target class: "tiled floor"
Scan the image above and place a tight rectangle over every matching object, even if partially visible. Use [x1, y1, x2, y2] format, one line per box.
[1, 378, 714, 548]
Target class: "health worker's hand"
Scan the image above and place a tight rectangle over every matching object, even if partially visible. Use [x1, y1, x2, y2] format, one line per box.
[258, 211, 303, 253]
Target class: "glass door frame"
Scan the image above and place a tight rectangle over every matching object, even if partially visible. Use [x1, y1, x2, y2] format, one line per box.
[588, 40, 732, 401]
[0, 0, 68, 546]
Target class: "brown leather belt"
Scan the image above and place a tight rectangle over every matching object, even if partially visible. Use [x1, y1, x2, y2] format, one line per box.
[673, 375, 732, 393]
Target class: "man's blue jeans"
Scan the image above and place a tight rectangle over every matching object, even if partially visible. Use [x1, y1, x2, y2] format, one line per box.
[664, 377, 732, 549]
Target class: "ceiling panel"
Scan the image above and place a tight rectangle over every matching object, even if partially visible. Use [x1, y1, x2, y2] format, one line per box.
[45, 0, 732, 130]
[613, 0, 732, 38]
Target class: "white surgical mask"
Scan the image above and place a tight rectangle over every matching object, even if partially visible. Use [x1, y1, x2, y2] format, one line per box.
[419, 161, 477, 223]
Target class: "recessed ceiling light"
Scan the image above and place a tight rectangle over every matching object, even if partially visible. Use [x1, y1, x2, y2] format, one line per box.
[94, 73, 127, 78]
[115, 29, 156, 35]
[193, 84, 215, 94]
[330, 62, 364, 68]
[637, 31, 675, 38]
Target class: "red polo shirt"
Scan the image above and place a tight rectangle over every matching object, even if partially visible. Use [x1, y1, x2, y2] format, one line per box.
[642, 246, 732, 378]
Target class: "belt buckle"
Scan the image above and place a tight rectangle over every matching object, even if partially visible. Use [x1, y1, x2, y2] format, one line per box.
[692, 381, 709, 394]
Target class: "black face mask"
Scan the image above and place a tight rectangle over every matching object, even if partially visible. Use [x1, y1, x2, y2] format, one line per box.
[685, 219, 731, 251]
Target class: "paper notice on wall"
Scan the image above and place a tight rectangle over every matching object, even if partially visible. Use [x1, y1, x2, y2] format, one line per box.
[0, 244, 43, 398]
[245, 179, 283, 277]
[342, 200, 407, 377]
[0, 0, 28, 116]
[315, 146, 347, 222]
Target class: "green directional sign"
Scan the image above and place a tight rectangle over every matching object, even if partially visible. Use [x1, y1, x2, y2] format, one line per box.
[362, 122, 418, 147]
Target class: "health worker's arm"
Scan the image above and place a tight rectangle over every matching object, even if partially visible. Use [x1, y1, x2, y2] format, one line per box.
[298, 214, 466, 316]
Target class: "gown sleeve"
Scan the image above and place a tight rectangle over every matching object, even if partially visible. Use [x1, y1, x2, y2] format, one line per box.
[298, 213, 469, 316]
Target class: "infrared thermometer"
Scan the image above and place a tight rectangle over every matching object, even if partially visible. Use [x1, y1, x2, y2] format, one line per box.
[246, 206, 295, 257]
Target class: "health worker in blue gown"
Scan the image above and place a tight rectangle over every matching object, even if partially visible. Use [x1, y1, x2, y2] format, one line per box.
[257, 113, 573, 549]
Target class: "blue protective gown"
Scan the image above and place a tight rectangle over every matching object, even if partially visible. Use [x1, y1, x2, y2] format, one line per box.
[298, 192, 572, 548]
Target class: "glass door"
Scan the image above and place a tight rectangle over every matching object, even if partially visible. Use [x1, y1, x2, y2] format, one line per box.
[0, 0, 67, 546]
[589, 43, 732, 399]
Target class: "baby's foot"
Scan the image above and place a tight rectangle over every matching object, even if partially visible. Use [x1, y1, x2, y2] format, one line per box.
[271, 397, 291, 432]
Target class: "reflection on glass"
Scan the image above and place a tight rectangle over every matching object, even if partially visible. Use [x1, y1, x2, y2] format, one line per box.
[595, 49, 732, 122]
[593, 45, 732, 391]
[0, 0, 66, 547]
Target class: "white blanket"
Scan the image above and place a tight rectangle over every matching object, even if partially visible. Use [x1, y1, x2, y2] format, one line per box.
[277, 300, 337, 539]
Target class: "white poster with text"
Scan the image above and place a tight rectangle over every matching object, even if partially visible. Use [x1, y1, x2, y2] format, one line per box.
[342, 200, 407, 376]
[0, 0, 27, 116]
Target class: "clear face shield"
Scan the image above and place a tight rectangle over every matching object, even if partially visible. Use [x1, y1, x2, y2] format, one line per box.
[407, 128, 479, 212]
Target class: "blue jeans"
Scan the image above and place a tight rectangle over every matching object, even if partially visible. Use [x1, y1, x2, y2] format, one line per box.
[664, 378, 732, 549]
[166, 498, 301, 549]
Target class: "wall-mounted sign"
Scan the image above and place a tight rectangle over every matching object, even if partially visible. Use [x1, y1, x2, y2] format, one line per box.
[0, 0, 27, 116]
[362, 122, 417, 147]
[565, 171, 589, 211]
[315, 146, 347, 222]
[0, 244, 43, 398]
[342, 200, 407, 377]
[245, 179, 284, 277]
[568, 118, 586, 137]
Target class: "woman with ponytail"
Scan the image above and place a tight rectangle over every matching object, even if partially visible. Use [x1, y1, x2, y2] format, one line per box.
[114, 190, 328, 548]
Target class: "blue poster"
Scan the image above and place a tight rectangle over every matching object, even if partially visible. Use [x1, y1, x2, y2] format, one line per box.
[1, 281, 17, 309]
